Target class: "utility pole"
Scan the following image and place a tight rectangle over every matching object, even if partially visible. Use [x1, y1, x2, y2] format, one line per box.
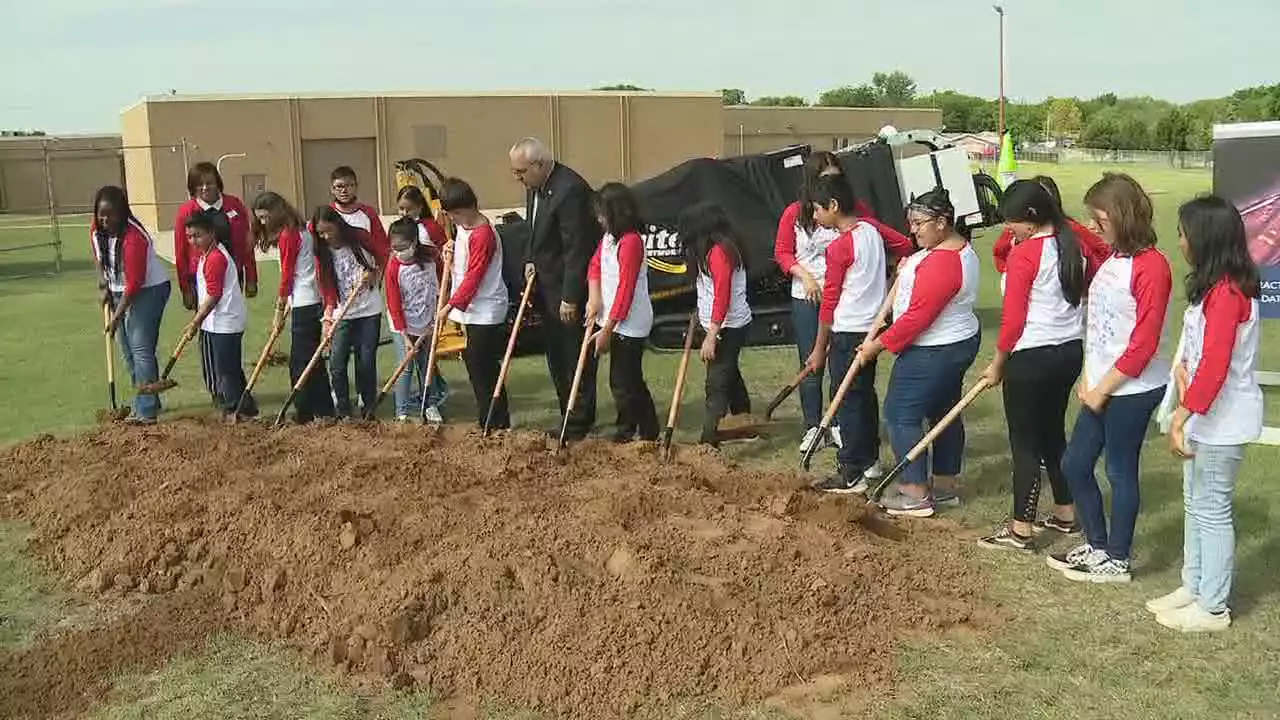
[994, 4, 1006, 141]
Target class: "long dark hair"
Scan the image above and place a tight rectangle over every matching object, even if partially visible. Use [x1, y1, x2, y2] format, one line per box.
[678, 202, 743, 276]
[252, 191, 304, 250]
[796, 151, 842, 233]
[1000, 180, 1085, 306]
[595, 182, 643, 237]
[1178, 195, 1260, 305]
[396, 185, 435, 221]
[92, 185, 141, 279]
[311, 205, 378, 292]
[387, 216, 436, 269]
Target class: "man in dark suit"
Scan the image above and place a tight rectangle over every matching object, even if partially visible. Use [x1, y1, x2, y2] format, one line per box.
[509, 137, 601, 441]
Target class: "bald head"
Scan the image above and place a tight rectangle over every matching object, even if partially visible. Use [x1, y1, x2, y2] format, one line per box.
[509, 137, 554, 189]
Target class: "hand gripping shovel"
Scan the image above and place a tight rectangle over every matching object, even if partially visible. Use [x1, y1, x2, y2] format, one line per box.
[658, 313, 699, 462]
[482, 272, 536, 435]
[137, 322, 199, 395]
[419, 239, 456, 422]
[275, 270, 370, 427]
[235, 302, 290, 416]
[865, 377, 993, 505]
[366, 330, 432, 420]
[556, 322, 595, 452]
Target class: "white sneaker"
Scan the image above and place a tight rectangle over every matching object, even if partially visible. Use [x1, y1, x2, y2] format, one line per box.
[862, 463, 883, 480]
[1046, 543, 1106, 572]
[1146, 587, 1196, 615]
[799, 426, 822, 454]
[394, 414, 411, 423]
[830, 425, 843, 448]
[1156, 603, 1231, 633]
[423, 406, 444, 424]
[1061, 557, 1132, 584]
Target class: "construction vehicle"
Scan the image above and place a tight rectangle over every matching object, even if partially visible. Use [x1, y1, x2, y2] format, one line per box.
[393, 158, 467, 357]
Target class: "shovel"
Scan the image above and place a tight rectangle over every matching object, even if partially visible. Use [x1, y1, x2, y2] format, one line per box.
[275, 270, 370, 426]
[482, 272, 536, 435]
[658, 312, 699, 462]
[764, 367, 811, 421]
[556, 322, 595, 451]
[419, 239, 456, 422]
[137, 322, 199, 395]
[866, 377, 993, 505]
[366, 330, 433, 420]
[99, 300, 128, 421]
[235, 303, 289, 416]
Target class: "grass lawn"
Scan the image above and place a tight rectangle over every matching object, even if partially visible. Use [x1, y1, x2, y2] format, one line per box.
[1, 161, 1279, 719]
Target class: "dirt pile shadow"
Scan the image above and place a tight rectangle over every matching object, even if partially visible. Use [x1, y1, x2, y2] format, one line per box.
[0, 420, 989, 719]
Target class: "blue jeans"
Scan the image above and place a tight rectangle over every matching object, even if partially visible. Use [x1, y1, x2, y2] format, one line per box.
[113, 281, 170, 419]
[828, 331, 879, 471]
[207, 331, 256, 416]
[390, 331, 449, 417]
[1061, 385, 1164, 562]
[1181, 441, 1245, 613]
[883, 332, 981, 486]
[329, 314, 381, 417]
[791, 299, 823, 428]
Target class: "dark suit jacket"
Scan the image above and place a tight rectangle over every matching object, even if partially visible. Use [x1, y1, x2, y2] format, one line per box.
[523, 162, 600, 309]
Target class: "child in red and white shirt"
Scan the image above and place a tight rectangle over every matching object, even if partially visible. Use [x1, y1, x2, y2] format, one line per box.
[439, 177, 511, 429]
[800, 174, 887, 494]
[678, 202, 753, 447]
[991, 174, 1109, 296]
[385, 217, 446, 423]
[1054, 173, 1172, 584]
[396, 184, 451, 410]
[330, 165, 389, 259]
[183, 211, 255, 420]
[856, 189, 981, 519]
[252, 192, 335, 422]
[1148, 195, 1263, 632]
[586, 182, 658, 443]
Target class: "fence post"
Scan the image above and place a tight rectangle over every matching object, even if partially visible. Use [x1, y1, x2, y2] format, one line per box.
[41, 140, 62, 274]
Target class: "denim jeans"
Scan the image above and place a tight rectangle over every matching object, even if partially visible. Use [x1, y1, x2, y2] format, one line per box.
[390, 331, 449, 417]
[1061, 385, 1164, 562]
[1181, 441, 1245, 613]
[791, 299, 823, 428]
[883, 332, 981, 486]
[329, 314, 381, 417]
[827, 331, 879, 471]
[113, 281, 170, 420]
[206, 331, 256, 415]
[289, 304, 335, 422]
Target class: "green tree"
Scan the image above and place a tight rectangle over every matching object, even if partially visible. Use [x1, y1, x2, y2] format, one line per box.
[593, 84, 652, 91]
[752, 96, 809, 107]
[916, 90, 997, 133]
[1117, 115, 1152, 150]
[1006, 102, 1048, 143]
[1045, 98, 1084, 140]
[817, 85, 879, 108]
[720, 88, 747, 105]
[1154, 107, 1194, 151]
[872, 71, 918, 107]
[1081, 109, 1123, 149]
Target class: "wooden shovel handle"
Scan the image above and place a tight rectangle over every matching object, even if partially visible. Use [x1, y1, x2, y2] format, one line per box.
[246, 305, 289, 393]
[563, 322, 594, 417]
[421, 242, 455, 396]
[664, 313, 700, 431]
[904, 378, 991, 463]
[816, 283, 898, 430]
[292, 270, 369, 393]
[492, 272, 538, 401]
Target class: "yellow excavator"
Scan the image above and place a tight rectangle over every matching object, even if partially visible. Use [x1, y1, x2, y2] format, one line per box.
[394, 158, 467, 357]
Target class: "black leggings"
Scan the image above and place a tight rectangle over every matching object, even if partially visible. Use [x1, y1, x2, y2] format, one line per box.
[700, 325, 751, 444]
[1002, 340, 1083, 522]
[609, 333, 659, 439]
[289, 304, 335, 422]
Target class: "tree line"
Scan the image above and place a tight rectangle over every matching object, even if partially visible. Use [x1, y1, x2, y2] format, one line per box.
[597, 76, 1280, 152]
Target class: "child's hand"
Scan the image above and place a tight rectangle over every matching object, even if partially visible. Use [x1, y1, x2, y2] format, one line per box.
[181, 289, 197, 311]
[592, 329, 611, 356]
[1174, 361, 1189, 402]
[245, 281, 258, 298]
[1169, 407, 1194, 459]
[804, 347, 825, 375]
[700, 332, 718, 362]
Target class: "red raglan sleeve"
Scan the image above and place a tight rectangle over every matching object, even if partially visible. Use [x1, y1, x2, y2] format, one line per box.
[588, 242, 602, 282]
[609, 231, 644, 323]
[277, 228, 300, 299]
[1182, 282, 1250, 414]
[1114, 250, 1172, 378]
[879, 251, 964, 354]
[992, 227, 1014, 274]
[385, 260, 407, 332]
[317, 261, 338, 310]
[173, 202, 194, 294]
[365, 205, 389, 260]
[121, 225, 150, 298]
[852, 201, 913, 260]
[1068, 218, 1110, 280]
[227, 196, 257, 284]
[708, 244, 734, 325]
[775, 201, 802, 274]
[448, 225, 496, 310]
[996, 236, 1043, 353]
[818, 232, 853, 325]
[424, 218, 447, 247]
[201, 250, 227, 300]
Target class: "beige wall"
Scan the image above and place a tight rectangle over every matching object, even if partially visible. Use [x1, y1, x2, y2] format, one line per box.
[723, 106, 943, 156]
[0, 135, 123, 215]
[121, 92, 726, 240]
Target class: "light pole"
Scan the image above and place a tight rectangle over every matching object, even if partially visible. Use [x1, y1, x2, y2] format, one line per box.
[993, 4, 1006, 142]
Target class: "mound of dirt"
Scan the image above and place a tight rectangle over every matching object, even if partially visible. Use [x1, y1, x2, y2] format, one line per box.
[0, 420, 988, 719]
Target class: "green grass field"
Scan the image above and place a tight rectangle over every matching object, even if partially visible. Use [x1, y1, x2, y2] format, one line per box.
[1, 162, 1278, 719]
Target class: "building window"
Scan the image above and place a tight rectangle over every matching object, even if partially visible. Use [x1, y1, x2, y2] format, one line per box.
[414, 125, 447, 159]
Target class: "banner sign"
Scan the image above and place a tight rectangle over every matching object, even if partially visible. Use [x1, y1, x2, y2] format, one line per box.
[1213, 121, 1280, 319]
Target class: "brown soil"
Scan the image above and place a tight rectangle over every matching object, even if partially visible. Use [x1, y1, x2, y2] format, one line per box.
[0, 419, 989, 719]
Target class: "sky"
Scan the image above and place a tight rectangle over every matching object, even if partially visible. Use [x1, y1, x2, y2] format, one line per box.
[2, 0, 1276, 133]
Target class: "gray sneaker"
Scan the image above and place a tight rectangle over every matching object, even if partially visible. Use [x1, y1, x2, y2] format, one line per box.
[1046, 543, 1106, 572]
[1062, 557, 1132, 584]
[933, 486, 961, 507]
[879, 489, 936, 518]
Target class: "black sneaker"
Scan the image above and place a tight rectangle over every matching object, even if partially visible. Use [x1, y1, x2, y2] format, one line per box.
[1034, 515, 1081, 535]
[977, 524, 1033, 553]
[812, 465, 869, 495]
